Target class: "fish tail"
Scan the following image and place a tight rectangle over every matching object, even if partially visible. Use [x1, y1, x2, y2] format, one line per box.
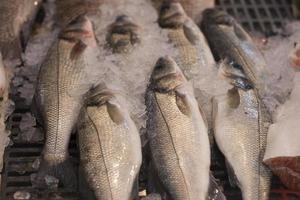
[32, 155, 77, 190]
[0, 37, 22, 61]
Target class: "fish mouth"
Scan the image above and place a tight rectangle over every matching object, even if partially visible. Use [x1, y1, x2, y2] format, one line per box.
[158, 1, 187, 28]
[202, 8, 235, 27]
[107, 15, 141, 53]
[151, 56, 185, 92]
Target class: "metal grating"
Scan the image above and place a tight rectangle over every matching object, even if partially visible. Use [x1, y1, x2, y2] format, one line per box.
[216, 0, 293, 35]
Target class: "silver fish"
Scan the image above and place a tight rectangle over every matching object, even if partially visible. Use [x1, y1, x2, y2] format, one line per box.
[32, 16, 97, 189]
[213, 63, 272, 200]
[78, 85, 142, 200]
[146, 56, 210, 200]
[201, 9, 268, 97]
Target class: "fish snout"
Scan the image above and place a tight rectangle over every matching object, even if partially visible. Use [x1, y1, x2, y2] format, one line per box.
[202, 8, 234, 26]
[159, 1, 187, 28]
[151, 56, 185, 91]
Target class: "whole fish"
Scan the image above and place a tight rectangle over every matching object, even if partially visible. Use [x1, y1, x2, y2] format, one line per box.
[77, 85, 142, 200]
[32, 16, 97, 189]
[201, 9, 268, 97]
[146, 56, 210, 200]
[0, 0, 42, 60]
[213, 62, 272, 200]
[151, 0, 214, 22]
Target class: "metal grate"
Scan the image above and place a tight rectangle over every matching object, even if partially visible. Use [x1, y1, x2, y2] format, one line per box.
[216, 0, 293, 35]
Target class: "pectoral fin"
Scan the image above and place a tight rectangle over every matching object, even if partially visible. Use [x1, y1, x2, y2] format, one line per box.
[175, 89, 191, 116]
[107, 99, 125, 125]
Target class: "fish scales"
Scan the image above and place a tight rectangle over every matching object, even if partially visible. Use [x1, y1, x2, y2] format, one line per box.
[213, 88, 271, 200]
[78, 92, 142, 200]
[146, 57, 210, 200]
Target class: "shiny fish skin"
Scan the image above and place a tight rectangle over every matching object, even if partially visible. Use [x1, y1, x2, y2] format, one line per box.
[201, 9, 268, 96]
[213, 66, 271, 200]
[78, 86, 142, 200]
[0, 0, 42, 60]
[146, 56, 210, 200]
[158, 2, 216, 131]
[32, 16, 96, 189]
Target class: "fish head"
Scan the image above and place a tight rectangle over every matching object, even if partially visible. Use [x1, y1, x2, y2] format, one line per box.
[107, 15, 141, 53]
[158, 0, 187, 28]
[219, 60, 253, 91]
[150, 56, 186, 92]
[60, 15, 97, 47]
[202, 8, 235, 27]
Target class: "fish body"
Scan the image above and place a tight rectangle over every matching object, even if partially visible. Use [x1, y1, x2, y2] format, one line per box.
[78, 86, 142, 200]
[33, 16, 96, 189]
[0, 0, 42, 60]
[201, 9, 268, 96]
[213, 64, 271, 200]
[146, 56, 210, 200]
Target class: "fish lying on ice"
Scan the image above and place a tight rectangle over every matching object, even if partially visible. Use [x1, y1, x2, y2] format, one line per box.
[201, 9, 268, 97]
[213, 62, 272, 200]
[146, 56, 210, 200]
[78, 85, 142, 200]
[32, 16, 97, 189]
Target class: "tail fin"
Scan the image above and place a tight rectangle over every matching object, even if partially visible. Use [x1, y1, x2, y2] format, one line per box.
[32, 155, 77, 190]
[56, 0, 101, 29]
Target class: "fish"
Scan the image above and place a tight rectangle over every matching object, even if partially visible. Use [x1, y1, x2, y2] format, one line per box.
[106, 15, 141, 54]
[145, 56, 211, 200]
[0, 0, 42, 61]
[151, 0, 214, 23]
[77, 85, 142, 200]
[32, 15, 97, 189]
[212, 62, 272, 200]
[158, 1, 219, 136]
[201, 9, 268, 97]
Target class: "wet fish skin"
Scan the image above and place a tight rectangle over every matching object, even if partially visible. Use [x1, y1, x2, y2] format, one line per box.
[158, 1, 225, 169]
[78, 85, 142, 200]
[201, 9, 268, 96]
[32, 16, 96, 189]
[146, 56, 210, 200]
[213, 64, 271, 200]
[0, 0, 42, 60]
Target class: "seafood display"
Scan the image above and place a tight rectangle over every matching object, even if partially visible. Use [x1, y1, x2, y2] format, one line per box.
[0, 0, 299, 199]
